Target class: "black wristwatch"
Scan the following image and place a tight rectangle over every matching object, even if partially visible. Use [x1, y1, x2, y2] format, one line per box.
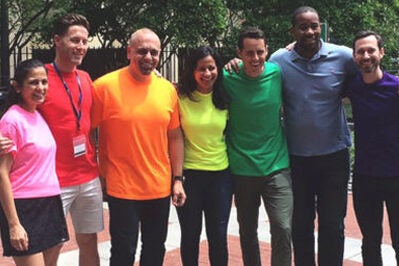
[173, 175, 186, 183]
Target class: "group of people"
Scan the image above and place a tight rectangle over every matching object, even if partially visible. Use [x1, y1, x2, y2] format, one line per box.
[0, 14, 102, 266]
[0, 5, 398, 266]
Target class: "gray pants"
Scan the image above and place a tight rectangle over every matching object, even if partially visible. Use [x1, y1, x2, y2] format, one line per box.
[233, 169, 293, 266]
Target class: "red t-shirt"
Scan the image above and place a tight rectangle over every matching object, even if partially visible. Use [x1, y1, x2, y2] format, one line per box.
[37, 64, 98, 187]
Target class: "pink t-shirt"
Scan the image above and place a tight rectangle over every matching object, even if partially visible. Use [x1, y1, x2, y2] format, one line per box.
[0, 105, 60, 198]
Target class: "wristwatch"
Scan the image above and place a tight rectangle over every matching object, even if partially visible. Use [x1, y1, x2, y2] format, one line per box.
[173, 175, 186, 183]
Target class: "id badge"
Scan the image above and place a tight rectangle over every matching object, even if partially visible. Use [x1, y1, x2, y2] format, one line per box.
[73, 134, 87, 158]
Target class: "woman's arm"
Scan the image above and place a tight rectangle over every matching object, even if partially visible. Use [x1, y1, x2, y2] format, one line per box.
[0, 154, 28, 251]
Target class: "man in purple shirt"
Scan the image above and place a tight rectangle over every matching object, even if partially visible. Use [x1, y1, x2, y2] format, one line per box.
[346, 30, 399, 266]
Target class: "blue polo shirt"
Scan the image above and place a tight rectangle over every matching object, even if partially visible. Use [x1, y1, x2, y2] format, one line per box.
[346, 72, 399, 177]
[269, 41, 357, 156]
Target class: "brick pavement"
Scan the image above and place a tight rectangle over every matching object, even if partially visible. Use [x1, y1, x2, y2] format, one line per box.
[0, 194, 395, 265]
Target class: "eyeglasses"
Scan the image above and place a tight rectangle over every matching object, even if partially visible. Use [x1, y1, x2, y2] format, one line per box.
[136, 48, 160, 57]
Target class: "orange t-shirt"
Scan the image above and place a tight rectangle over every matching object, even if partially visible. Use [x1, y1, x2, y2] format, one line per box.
[91, 67, 180, 200]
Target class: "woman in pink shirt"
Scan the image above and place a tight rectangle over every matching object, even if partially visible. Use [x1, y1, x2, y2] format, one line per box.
[0, 59, 68, 266]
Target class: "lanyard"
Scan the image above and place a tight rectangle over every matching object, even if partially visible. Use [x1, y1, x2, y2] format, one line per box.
[53, 62, 83, 130]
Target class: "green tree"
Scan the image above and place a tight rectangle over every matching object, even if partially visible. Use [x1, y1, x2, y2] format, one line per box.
[5, 0, 399, 71]
[3, 0, 76, 60]
[34, 0, 228, 67]
[225, 0, 399, 71]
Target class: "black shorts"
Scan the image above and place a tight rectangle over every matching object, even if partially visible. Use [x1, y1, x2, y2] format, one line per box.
[0, 195, 69, 257]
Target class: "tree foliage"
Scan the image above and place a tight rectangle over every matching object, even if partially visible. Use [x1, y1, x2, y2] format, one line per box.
[4, 0, 399, 71]
[225, 0, 399, 71]
[3, 0, 53, 61]
[31, 0, 228, 67]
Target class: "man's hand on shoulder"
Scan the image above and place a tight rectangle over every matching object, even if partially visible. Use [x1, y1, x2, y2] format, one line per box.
[154, 69, 162, 77]
[224, 58, 242, 74]
[0, 135, 13, 155]
[285, 41, 296, 51]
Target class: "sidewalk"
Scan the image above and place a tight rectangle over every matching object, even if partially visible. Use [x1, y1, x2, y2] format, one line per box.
[1, 194, 396, 265]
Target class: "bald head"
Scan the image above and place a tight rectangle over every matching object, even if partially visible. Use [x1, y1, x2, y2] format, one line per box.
[129, 28, 161, 47]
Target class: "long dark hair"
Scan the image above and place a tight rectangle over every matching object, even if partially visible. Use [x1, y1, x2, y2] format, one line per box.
[178, 46, 227, 110]
[2, 59, 46, 113]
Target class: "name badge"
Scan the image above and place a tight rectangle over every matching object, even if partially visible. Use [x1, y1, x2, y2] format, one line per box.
[73, 135, 86, 157]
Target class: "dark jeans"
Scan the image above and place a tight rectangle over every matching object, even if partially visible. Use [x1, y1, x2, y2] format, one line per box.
[290, 148, 350, 266]
[176, 169, 233, 266]
[107, 195, 170, 266]
[352, 174, 399, 266]
[233, 169, 293, 266]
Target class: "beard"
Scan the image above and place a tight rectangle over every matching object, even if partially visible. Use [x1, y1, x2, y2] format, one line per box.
[359, 60, 379, 74]
[139, 62, 155, 75]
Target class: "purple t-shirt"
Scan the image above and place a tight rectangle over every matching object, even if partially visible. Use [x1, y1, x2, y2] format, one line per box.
[0, 105, 60, 198]
[346, 72, 399, 177]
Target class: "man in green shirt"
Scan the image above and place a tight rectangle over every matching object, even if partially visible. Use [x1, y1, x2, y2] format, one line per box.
[223, 26, 293, 266]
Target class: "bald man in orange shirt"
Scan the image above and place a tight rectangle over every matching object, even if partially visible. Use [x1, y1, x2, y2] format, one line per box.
[91, 28, 186, 266]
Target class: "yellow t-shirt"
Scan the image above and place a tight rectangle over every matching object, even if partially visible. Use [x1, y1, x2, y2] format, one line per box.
[179, 90, 228, 171]
[91, 67, 180, 200]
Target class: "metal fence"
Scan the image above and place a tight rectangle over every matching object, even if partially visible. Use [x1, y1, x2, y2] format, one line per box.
[32, 46, 179, 82]
[1, 45, 180, 110]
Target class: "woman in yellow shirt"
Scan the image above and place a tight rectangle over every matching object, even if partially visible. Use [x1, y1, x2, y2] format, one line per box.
[176, 46, 232, 266]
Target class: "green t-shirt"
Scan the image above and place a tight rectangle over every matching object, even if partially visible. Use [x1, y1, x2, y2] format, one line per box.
[223, 62, 289, 176]
[178, 90, 229, 170]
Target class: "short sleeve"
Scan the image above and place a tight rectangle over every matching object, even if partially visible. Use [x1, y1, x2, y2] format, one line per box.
[0, 121, 18, 157]
[91, 80, 104, 129]
[168, 87, 180, 130]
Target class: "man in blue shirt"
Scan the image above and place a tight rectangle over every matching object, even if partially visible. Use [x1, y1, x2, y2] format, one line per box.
[268, 7, 357, 266]
[346, 30, 399, 266]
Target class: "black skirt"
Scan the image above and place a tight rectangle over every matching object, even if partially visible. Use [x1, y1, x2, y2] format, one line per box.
[0, 195, 69, 257]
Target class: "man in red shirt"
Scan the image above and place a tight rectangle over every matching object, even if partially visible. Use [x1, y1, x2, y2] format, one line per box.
[38, 14, 103, 266]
